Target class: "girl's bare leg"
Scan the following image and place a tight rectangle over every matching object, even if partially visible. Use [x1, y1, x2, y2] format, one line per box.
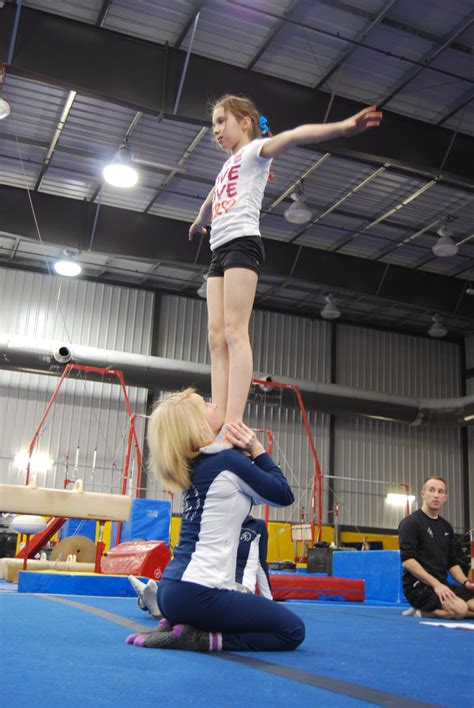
[222, 268, 258, 422]
[206, 275, 228, 425]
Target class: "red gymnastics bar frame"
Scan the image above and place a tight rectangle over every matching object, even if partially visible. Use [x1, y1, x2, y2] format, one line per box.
[252, 378, 323, 544]
[19, 364, 142, 559]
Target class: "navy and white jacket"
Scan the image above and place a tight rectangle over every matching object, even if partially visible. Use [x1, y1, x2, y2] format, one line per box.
[163, 449, 294, 590]
[236, 515, 273, 599]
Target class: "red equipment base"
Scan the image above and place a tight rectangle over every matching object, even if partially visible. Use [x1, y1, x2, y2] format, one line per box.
[101, 540, 171, 581]
[270, 573, 365, 602]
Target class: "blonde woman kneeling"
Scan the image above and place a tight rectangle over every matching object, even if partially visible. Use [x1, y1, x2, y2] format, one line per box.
[126, 388, 304, 653]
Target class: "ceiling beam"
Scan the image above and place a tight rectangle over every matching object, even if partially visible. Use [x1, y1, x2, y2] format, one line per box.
[0, 184, 471, 319]
[246, 0, 301, 70]
[313, 0, 396, 92]
[0, 5, 473, 183]
[378, 10, 474, 108]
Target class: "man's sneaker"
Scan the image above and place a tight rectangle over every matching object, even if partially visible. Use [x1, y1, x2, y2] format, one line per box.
[402, 607, 421, 617]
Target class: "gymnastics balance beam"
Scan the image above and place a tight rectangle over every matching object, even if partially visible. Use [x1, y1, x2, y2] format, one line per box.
[0, 478, 132, 522]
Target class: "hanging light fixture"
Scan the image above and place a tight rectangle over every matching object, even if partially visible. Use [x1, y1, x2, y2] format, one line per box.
[466, 271, 474, 296]
[197, 275, 207, 299]
[432, 223, 458, 258]
[54, 249, 82, 277]
[428, 314, 447, 338]
[0, 64, 11, 120]
[321, 294, 341, 320]
[103, 142, 139, 188]
[284, 184, 312, 224]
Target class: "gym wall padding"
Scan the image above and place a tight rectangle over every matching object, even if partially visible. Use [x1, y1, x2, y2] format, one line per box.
[111, 499, 171, 547]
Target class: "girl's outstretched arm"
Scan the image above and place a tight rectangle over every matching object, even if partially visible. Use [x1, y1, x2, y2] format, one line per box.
[260, 105, 382, 160]
[189, 186, 215, 240]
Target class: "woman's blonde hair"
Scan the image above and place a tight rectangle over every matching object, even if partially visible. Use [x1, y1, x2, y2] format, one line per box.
[147, 388, 212, 491]
[211, 94, 261, 140]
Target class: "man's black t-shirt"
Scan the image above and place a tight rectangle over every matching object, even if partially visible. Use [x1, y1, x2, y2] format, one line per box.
[398, 508, 457, 592]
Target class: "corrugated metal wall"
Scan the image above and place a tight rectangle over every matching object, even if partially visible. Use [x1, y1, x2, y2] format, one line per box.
[1, 275, 469, 532]
[0, 268, 153, 493]
[466, 334, 474, 530]
[335, 326, 464, 532]
[152, 295, 332, 522]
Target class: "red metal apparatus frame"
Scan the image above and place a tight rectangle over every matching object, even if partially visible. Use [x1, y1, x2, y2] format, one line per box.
[18, 364, 141, 561]
[252, 378, 323, 544]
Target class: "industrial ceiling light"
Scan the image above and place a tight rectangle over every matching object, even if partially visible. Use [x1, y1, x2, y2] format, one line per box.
[284, 185, 312, 224]
[0, 64, 10, 120]
[103, 143, 139, 188]
[321, 294, 341, 320]
[0, 97, 10, 120]
[432, 223, 458, 258]
[428, 314, 447, 338]
[54, 249, 82, 277]
[197, 275, 207, 299]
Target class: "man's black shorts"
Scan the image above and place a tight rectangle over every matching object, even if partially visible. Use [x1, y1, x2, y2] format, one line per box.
[404, 580, 473, 611]
[208, 236, 265, 278]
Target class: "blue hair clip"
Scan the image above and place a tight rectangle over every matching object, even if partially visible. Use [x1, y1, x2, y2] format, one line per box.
[259, 115, 270, 136]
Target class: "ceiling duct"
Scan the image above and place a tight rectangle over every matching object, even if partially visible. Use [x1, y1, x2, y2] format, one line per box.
[0, 334, 472, 427]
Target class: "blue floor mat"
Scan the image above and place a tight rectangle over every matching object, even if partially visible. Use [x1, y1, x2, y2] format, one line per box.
[1, 594, 472, 707]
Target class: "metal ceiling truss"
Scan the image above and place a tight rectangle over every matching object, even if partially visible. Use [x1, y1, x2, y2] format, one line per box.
[143, 126, 208, 213]
[231, 0, 474, 85]
[377, 9, 474, 109]
[246, 0, 301, 71]
[174, 1, 204, 50]
[373, 195, 474, 261]
[34, 89, 76, 192]
[0, 184, 471, 319]
[292, 0, 473, 56]
[0, 5, 472, 184]
[329, 180, 438, 254]
[313, 0, 397, 92]
[437, 86, 474, 126]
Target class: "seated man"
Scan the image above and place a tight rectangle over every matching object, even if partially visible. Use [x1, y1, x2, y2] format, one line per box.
[398, 475, 473, 619]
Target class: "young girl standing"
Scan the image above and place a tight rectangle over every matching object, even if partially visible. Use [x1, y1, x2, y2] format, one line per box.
[189, 95, 382, 448]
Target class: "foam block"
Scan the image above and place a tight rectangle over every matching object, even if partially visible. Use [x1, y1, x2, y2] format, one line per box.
[332, 550, 404, 602]
[18, 570, 141, 597]
[101, 540, 171, 581]
[269, 571, 365, 601]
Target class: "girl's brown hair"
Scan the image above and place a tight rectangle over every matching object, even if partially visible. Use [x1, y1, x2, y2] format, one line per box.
[211, 94, 262, 139]
[211, 94, 274, 179]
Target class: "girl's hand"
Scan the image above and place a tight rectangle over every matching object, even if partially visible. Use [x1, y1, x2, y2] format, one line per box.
[225, 421, 264, 456]
[340, 106, 383, 138]
[189, 217, 207, 241]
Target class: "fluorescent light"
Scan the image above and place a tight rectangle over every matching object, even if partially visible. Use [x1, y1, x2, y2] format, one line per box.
[14, 451, 54, 473]
[54, 259, 82, 277]
[0, 97, 10, 120]
[103, 145, 139, 188]
[386, 493, 416, 507]
[464, 414, 474, 422]
[321, 294, 341, 320]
